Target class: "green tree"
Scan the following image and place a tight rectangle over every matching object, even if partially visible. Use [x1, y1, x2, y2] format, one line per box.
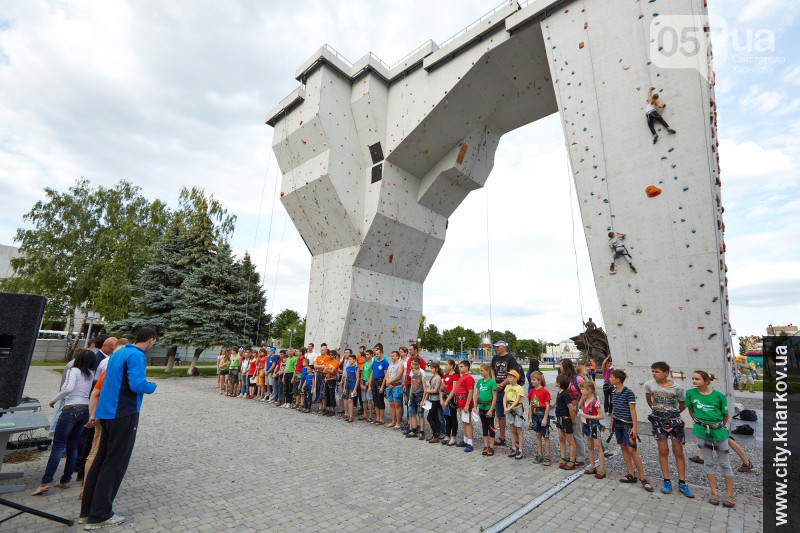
[164, 243, 244, 373]
[279, 317, 306, 349]
[420, 323, 442, 352]
[1, 178, 168, 357]
[271, 309, 301, 343]
[109, 186, 236, 372]
[441, 326, 480, 354]
[233, 252, 268, 346]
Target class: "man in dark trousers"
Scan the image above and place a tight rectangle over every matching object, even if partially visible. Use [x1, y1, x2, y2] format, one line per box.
[80, 327, 158, 529]
[490, 340, 525, 448]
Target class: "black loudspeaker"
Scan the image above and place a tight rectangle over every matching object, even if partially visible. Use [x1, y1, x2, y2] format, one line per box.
[0, 292, 47, 409]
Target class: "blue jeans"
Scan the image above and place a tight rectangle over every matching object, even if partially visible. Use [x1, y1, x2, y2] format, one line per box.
[41, 405, 89, 485]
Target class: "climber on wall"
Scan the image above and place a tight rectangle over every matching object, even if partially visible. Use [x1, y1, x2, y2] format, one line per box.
[646, 87, 676, 144]
[608, 232, 637, 275]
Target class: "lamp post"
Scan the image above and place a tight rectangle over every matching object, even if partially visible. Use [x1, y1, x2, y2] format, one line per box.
[83, 310, 100, 348]
[288, 328, 297, 349]
[458, 336, 465, 359]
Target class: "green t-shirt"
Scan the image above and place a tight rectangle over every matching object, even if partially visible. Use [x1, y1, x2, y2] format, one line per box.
[476, 377, 498, 405]
[285, 356, 299, 375]
[229, 355, 241, 370]
[362, 360, 374, 382]
[685, 388, 729, 441]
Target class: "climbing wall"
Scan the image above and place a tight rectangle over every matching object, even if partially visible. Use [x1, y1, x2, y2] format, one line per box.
[267, 0, 731, 410]
[543, 0, 731, 412]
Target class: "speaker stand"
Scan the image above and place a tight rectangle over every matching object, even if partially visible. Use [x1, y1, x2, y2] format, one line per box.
[0, 497, 74, 526]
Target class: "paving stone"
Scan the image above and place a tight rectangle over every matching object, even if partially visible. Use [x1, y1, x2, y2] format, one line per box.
[0, 370, 763, 531]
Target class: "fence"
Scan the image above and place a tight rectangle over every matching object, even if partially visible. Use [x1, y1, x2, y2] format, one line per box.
[31, 339, 220, 364]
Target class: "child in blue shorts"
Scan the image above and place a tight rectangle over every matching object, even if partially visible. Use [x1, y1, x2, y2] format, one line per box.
[609, 369, 653, 492]
[527, 371, 552, 466]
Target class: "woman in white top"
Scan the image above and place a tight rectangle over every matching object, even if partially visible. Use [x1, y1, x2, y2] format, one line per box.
[32, 349, 95, 495]
[646, 87, 676, 144]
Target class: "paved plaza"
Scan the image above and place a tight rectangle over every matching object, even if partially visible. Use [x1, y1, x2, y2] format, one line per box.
[0, 368, 763, 532]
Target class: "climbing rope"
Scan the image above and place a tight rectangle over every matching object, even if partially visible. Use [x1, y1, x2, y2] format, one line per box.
[255, 121, 286, 345]
[242, 151, 272, 339]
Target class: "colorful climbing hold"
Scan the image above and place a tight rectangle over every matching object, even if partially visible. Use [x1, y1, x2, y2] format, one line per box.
[645, 185, 662, 198]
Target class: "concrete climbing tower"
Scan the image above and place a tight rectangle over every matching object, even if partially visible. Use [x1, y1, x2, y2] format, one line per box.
[267, 0, 732, 406]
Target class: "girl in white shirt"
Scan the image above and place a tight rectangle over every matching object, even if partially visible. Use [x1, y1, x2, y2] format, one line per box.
[33, 350, 95, 495]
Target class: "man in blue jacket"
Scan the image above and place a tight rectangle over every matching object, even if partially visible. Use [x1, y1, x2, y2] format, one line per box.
[81, 327, 158, 530]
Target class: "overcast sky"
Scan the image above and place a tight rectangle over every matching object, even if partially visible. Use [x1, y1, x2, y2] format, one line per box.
[1, 0, 797, 343]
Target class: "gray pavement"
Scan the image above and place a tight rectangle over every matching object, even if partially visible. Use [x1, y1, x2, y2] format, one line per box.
[0, 368, 763, 532]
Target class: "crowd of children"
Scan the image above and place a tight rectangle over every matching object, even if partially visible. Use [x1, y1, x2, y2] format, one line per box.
[215, 341, 748, 508]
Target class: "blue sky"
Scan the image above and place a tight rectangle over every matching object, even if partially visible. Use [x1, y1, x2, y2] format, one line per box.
[0, 0, 796, 343]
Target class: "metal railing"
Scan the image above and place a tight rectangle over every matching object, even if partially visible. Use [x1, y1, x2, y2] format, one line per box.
[321, 44, 354, 68]
[437, 0, 518, 49]
[389, 38, 437, 69]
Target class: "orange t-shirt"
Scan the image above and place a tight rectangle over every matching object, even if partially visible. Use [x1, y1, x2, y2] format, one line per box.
[325, 359, 340, 381]
[95, 372, 106, 391]
[316, 354, 330, 371]
[356, 355, 365, 371]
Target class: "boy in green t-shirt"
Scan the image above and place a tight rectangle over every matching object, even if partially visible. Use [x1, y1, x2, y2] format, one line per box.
[476, 363, 498, 456]
[361, 351, 374, 422]
[283, 351, 299, 407]
[686, 370, 735, 508]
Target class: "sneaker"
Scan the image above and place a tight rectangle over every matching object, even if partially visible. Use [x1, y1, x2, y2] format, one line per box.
[738, 462, 753, 473]
[78, 518, 88, 524]
[515, 450, 523, 460]
[652, 134, 659, 144]
[661, 480, 673, 494]
[482, 448, 488, 456]
[532, 455, 542, 464]
[584, 468, 597, 475]
[418, 433, 425, 441]
[84, 514, 125, 530]
[507, 450, 517, 458]
[679, 483, 695, 498]
[630, 265, 637, 274]
[558, 458, 567, 468]
[667, 128, 676, 134]
[403, 429, 411, 436]
[562, 461, 576, 470]
[464, 445, 473, 453]
[595, 471, 606, 479]
[542, 457, 552, 467]
[405, 431, 417, 438]
[455, 441, 468, 447]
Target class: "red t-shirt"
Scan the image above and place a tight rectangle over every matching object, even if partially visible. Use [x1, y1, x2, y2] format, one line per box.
[527, 386, 552, 409]
[442, 372, 459, 393]
[404, 357, 427, 385]
[454, 373, 475, 410]
[248, 359, 257, 376]
[296, 358, 304, 373]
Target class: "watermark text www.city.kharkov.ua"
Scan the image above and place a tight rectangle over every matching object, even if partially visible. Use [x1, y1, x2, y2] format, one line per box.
[772, 344, 789, 526]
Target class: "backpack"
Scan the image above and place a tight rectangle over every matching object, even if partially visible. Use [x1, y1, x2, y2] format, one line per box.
[731, 424, 754, 436]
[734, 409, 758, 422]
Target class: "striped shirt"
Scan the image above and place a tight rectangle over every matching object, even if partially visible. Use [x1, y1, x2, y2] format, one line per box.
[610, 386, 636, 423]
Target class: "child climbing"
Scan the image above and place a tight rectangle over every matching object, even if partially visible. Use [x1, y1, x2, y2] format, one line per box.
[646, 87, 676, 144]
[608, 232, 637, 275]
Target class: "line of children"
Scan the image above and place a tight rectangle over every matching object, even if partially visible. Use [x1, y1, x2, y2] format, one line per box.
[217, 346, 742, 507]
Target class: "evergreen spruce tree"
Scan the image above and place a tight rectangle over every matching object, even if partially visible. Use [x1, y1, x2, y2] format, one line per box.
[109, 187, 235, 372]
[166, 243, 244, 373]
[234, 252, 268, 346]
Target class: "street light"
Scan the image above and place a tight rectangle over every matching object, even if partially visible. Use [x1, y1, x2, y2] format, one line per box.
[288, 328, 297, 349]
[457, 336, 465, 358]
[83, 310, 100, 348]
